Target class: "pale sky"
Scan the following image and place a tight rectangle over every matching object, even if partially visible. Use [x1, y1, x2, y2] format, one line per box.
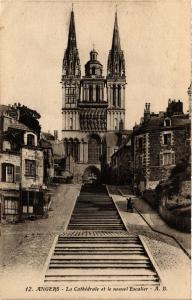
[0, 0, 191, 137]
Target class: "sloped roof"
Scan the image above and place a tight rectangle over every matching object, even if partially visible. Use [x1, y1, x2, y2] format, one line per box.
[133, 114, 190, 134]
[0, 105, 9, 115]
[41, 132, 55, 140]
[8, 118, 31, 132]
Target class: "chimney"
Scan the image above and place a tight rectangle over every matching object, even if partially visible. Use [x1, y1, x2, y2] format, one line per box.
[54, 130, 58, 140]
[144, 102, 151, 122]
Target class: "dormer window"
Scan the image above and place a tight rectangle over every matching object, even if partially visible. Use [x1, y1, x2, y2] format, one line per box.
[24, 132, 37, 147]
[27, 134, 35, 146]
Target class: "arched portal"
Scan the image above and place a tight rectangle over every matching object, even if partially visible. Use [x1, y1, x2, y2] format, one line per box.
[88, 134, 101, 164]
[82, 166, 101, 184]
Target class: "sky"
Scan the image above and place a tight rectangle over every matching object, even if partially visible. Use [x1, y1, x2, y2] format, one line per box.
[0, 0, 191, 137]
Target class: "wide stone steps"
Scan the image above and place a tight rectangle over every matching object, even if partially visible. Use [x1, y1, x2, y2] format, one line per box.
[44, 184, 160, 285]
[44, 233, 160, 284]
[68, 185, 125, 230]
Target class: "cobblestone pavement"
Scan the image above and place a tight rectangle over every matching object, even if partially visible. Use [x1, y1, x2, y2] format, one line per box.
[108, 186, 191, 300]
[0, 184, 81, 298]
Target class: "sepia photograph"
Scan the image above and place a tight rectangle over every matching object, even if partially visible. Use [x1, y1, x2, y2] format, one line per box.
[0, 0, 191, 299]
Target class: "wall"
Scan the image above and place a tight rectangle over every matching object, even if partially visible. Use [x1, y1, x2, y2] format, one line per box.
[181, 180, 191, 195]
[159, 199, 191, 232]
[21, 147, 44, 189]
[73, 163, 101, 183]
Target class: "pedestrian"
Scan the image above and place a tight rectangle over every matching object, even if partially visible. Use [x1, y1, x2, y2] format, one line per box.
[127, 197, 133, 212]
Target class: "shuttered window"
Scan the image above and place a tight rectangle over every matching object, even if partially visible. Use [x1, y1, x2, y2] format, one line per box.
[15, 166, 20, 182]
[1, 163, 14, 182]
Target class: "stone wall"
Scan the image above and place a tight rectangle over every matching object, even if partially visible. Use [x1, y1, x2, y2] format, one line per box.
[73, 163, 101, 183]
[159, 201, 191, 232]
[180, 180, 191, 195]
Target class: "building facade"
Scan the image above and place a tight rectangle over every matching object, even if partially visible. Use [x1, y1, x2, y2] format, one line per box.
[61, 10, 127, 182]
[132, 100, 191, 193]
[110, 135, 133, 185]
[0, 104, 46, 223]
[109, 99, 190, 193]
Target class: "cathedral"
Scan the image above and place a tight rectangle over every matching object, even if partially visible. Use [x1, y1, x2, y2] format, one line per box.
[61, 9, 127, 182]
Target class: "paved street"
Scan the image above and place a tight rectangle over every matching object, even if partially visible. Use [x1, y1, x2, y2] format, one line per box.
[0, 184, 81, 298]
[108, 186, 191, 299]
[0, 183, 191, 300]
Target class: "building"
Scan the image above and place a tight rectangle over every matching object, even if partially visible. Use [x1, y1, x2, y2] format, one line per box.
[110, 133, 133, 185]
[0, 104, 45, 223]
[61, 10, 127, 183]
[40, 131, 73, 183]
[132, 100, 191, 193]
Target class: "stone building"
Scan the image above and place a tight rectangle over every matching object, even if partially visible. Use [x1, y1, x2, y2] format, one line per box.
[132, 100, 191, 193]
[0, 104, 45, 222]
[110, 134, 133, 185]
[61, 10, 127, 182]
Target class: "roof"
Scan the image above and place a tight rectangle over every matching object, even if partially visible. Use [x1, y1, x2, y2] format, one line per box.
[8, 119, 31, 132]
[41, 132, 55, 141]
[0, 105, 9, 115]
[133, 114, 190, 135]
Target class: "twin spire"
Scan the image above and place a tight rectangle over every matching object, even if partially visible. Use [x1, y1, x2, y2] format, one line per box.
[111, 11, 121, 52]
[67, 10, 77, 50]
[63, 9, 125, 78]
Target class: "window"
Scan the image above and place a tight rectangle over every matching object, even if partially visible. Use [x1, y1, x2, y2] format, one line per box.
[118, 86, 121, 107]
[160, 152, 175, 166]
[4, 197, 18, 215]
[113, 85, 116, 106]
[89, 86, 93, 102]
[27, 134, 35, 146]
[3, 141, 11, 151]
[25, 160, 36, 177]
[164, 119, 171, 127]
[70, 118, 73, 130]
[114, 118, 118, 130]
[66, 87, 75, 103]
[88, 136, 101, 163]
[1, 163, 14, 183]
[163, 133, 172, 145]
[96, 85, 100, 101]
[92, 67, 96, 75]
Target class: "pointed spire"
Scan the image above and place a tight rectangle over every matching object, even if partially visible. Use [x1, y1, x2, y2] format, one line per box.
[67, 10, 77, 50]
[62, 9, 81, 78]
[111, 11, 121, 52]
[107, 11, 125, 78]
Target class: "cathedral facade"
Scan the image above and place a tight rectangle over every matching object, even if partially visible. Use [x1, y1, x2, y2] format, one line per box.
[61, 10, 127, 182]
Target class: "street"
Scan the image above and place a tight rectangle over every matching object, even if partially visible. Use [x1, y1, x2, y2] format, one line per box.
[0, 183, 191, 300]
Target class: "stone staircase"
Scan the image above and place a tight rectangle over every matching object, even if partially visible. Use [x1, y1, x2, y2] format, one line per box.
[44, 184, 161, 285]
[68, 184, 125, 231]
